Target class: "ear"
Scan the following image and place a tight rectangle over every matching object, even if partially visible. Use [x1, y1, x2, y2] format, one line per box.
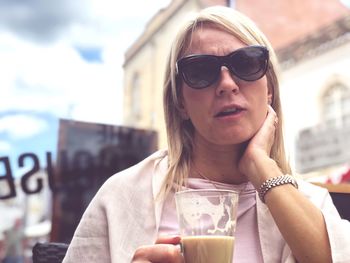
[267, 93, 273, 105]
[179, 107, 190, 120]
[177, 92, 190, 120]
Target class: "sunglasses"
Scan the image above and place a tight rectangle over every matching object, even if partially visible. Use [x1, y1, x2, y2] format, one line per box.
[176, 45, 269, 89]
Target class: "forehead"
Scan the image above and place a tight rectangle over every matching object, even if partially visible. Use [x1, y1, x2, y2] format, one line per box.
[183, 24, 246, 56]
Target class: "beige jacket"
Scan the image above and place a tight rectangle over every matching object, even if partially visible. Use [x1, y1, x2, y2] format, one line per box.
[63, 150, 350, 263]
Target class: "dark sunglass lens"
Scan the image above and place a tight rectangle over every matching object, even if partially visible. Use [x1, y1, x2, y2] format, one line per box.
[181, 57, 219, 88]
[230, 47, 267, 81]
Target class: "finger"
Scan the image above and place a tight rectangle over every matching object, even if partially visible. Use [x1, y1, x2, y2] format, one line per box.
[267, 105, 277, 120]
[156, 235, 181, 245]
[267, 104, 276, 114]
[133, 244, 183, 263]
[266, 105, 278, 128]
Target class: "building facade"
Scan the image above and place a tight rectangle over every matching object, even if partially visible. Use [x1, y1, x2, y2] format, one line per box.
[279, 15, 350, 180]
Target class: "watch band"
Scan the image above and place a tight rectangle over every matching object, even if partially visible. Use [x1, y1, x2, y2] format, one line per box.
[259, 174, 298, 203]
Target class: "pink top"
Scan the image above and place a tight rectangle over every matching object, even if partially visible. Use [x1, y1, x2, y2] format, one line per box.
[159, 178, 264, 263]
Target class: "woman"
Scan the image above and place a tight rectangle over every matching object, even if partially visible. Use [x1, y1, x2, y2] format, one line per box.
[63, 6, 350, 263]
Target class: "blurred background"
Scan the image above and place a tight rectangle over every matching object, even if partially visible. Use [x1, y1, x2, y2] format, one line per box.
[1, 0, 350, 262]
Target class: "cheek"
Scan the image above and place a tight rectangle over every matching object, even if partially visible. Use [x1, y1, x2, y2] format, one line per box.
[182, 86, 212, 116]
[255, 103, 268, 126]
[252, 97, 269, 130]
[245, 81, 269, 127]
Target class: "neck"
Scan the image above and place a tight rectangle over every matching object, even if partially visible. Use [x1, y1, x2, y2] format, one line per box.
[190, 136, 248, 185]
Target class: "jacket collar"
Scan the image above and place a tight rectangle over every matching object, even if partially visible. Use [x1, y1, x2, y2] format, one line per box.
[152, 151, 169, 230]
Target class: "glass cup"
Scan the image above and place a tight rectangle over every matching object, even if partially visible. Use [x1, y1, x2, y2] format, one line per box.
[175, 189, 239, 263]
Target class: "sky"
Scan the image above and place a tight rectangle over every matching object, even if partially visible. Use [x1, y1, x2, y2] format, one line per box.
[0, 0, 171, 175]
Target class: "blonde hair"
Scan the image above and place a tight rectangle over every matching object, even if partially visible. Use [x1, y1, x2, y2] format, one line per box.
[162, 6, 291, 196]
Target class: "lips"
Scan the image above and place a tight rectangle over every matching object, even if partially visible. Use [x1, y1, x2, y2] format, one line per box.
[214, 105, 245, 118]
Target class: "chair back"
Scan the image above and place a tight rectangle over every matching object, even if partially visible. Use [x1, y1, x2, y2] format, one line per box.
[330, 191, 350, 221]
[32, 242, 69, 263]
[313, 183, 350, 221]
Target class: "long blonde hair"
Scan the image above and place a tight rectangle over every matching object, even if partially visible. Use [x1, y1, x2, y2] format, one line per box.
[162, 6, 291, 196]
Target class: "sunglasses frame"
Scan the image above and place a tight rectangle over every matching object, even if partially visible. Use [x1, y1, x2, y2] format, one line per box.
[176, 45, 269, 89]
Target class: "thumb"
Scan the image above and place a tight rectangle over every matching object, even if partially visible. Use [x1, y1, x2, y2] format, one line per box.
[156, 235, 181, 245]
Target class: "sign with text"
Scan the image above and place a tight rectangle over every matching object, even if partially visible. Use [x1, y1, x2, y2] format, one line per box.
[295, 124, 350, 173]
[51, 119, 158, 243]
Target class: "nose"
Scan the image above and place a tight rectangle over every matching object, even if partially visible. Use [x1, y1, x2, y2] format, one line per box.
[215, 66, 239, 96]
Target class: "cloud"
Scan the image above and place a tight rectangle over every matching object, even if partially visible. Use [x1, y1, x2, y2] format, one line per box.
[0, 0, 171, 44]
[0, 36, 123, 122]
[0, 114, 49, 140]
[0, 141, 12, 152]
[0, 0, 88, 42]
[0, 0, 171, 126]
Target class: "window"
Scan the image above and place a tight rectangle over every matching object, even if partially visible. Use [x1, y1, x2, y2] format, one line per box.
[322, 82, 350, 127]
[131, 73, 141, 121]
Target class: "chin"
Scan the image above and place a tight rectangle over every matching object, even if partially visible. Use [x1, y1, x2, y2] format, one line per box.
[196, 128, 254, 146]
[210, 134, 252, 146]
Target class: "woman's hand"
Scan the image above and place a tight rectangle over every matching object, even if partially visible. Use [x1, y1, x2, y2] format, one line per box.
[131, 236, 184, 263]
[238, 105, 280, 188]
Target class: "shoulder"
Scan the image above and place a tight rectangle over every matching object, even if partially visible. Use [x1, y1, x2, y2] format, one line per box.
[77, 149, 168, 221]
[106, 149, 167, 183]
[64, 150, 168, 262]
[97, 149, 168, 196]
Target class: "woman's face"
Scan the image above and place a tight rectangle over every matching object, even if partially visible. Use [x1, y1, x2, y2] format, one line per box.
[180, 25, 272, 146]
